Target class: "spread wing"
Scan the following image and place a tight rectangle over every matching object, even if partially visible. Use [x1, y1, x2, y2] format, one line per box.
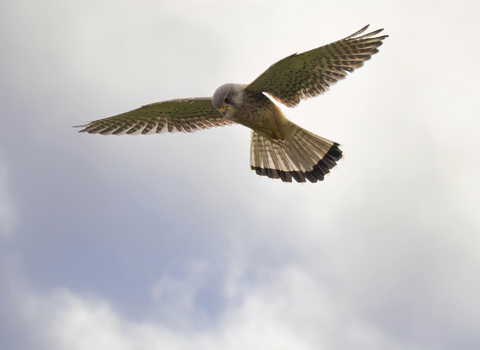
[245, 25, 388, 108]
[77, 97, 235, 135]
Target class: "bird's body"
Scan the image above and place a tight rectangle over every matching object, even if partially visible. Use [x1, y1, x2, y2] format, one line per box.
[78, 25, 388, 183]
[214, 84, 286, 140]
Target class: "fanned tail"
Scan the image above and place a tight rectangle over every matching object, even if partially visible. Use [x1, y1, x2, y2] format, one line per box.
[250, 122, 342, 183]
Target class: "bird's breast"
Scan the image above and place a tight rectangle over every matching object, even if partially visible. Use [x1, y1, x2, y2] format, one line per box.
[230, 93, 286, 135]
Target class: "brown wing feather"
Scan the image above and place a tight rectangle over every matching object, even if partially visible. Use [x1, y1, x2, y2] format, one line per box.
[245, 25, 388, 107]
[76, 98, 235, 135]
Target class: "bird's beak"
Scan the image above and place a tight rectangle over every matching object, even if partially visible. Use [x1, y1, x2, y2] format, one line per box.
[218, 105, 227, 116]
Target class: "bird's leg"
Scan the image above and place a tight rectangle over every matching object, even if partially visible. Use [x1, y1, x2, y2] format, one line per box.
[273, 131, 284, 141]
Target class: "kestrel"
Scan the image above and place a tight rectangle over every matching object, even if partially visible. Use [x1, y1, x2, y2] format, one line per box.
[78, 25, 388, 183]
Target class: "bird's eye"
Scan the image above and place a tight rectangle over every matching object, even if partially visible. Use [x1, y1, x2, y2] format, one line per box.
[224, 96, 230, 104]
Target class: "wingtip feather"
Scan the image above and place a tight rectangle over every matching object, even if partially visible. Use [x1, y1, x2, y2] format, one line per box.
[346, 24, 370, 39]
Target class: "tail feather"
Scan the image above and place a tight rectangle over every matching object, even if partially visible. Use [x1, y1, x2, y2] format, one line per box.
[250, 122, 343, 183]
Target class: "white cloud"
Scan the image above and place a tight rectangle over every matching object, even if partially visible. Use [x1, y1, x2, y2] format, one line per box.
[15, 264, 420, 350]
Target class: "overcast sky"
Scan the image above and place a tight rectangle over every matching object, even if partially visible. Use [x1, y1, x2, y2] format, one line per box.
[1, 0, 480, 349]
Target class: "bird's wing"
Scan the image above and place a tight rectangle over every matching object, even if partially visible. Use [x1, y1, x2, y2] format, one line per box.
[245, 25, 388, 108]
[76, 97, 235, 135]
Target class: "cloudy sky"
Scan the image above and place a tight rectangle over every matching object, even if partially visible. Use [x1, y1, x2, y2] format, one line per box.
[1, 0, 480, 349]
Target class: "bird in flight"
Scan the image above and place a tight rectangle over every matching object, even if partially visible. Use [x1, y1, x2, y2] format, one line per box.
[78, 25, 388, 183]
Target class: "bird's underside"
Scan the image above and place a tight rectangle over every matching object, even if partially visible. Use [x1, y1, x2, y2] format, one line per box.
[77, 25, 388, 183]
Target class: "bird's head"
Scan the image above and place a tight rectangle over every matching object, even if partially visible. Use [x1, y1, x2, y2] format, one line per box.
[212, 83, 245, 119]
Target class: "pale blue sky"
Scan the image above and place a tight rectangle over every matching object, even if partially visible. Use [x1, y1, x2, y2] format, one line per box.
[1, 0, 480, 349]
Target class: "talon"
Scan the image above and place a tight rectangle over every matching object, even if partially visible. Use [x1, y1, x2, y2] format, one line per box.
[274, 131, 284, 141]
